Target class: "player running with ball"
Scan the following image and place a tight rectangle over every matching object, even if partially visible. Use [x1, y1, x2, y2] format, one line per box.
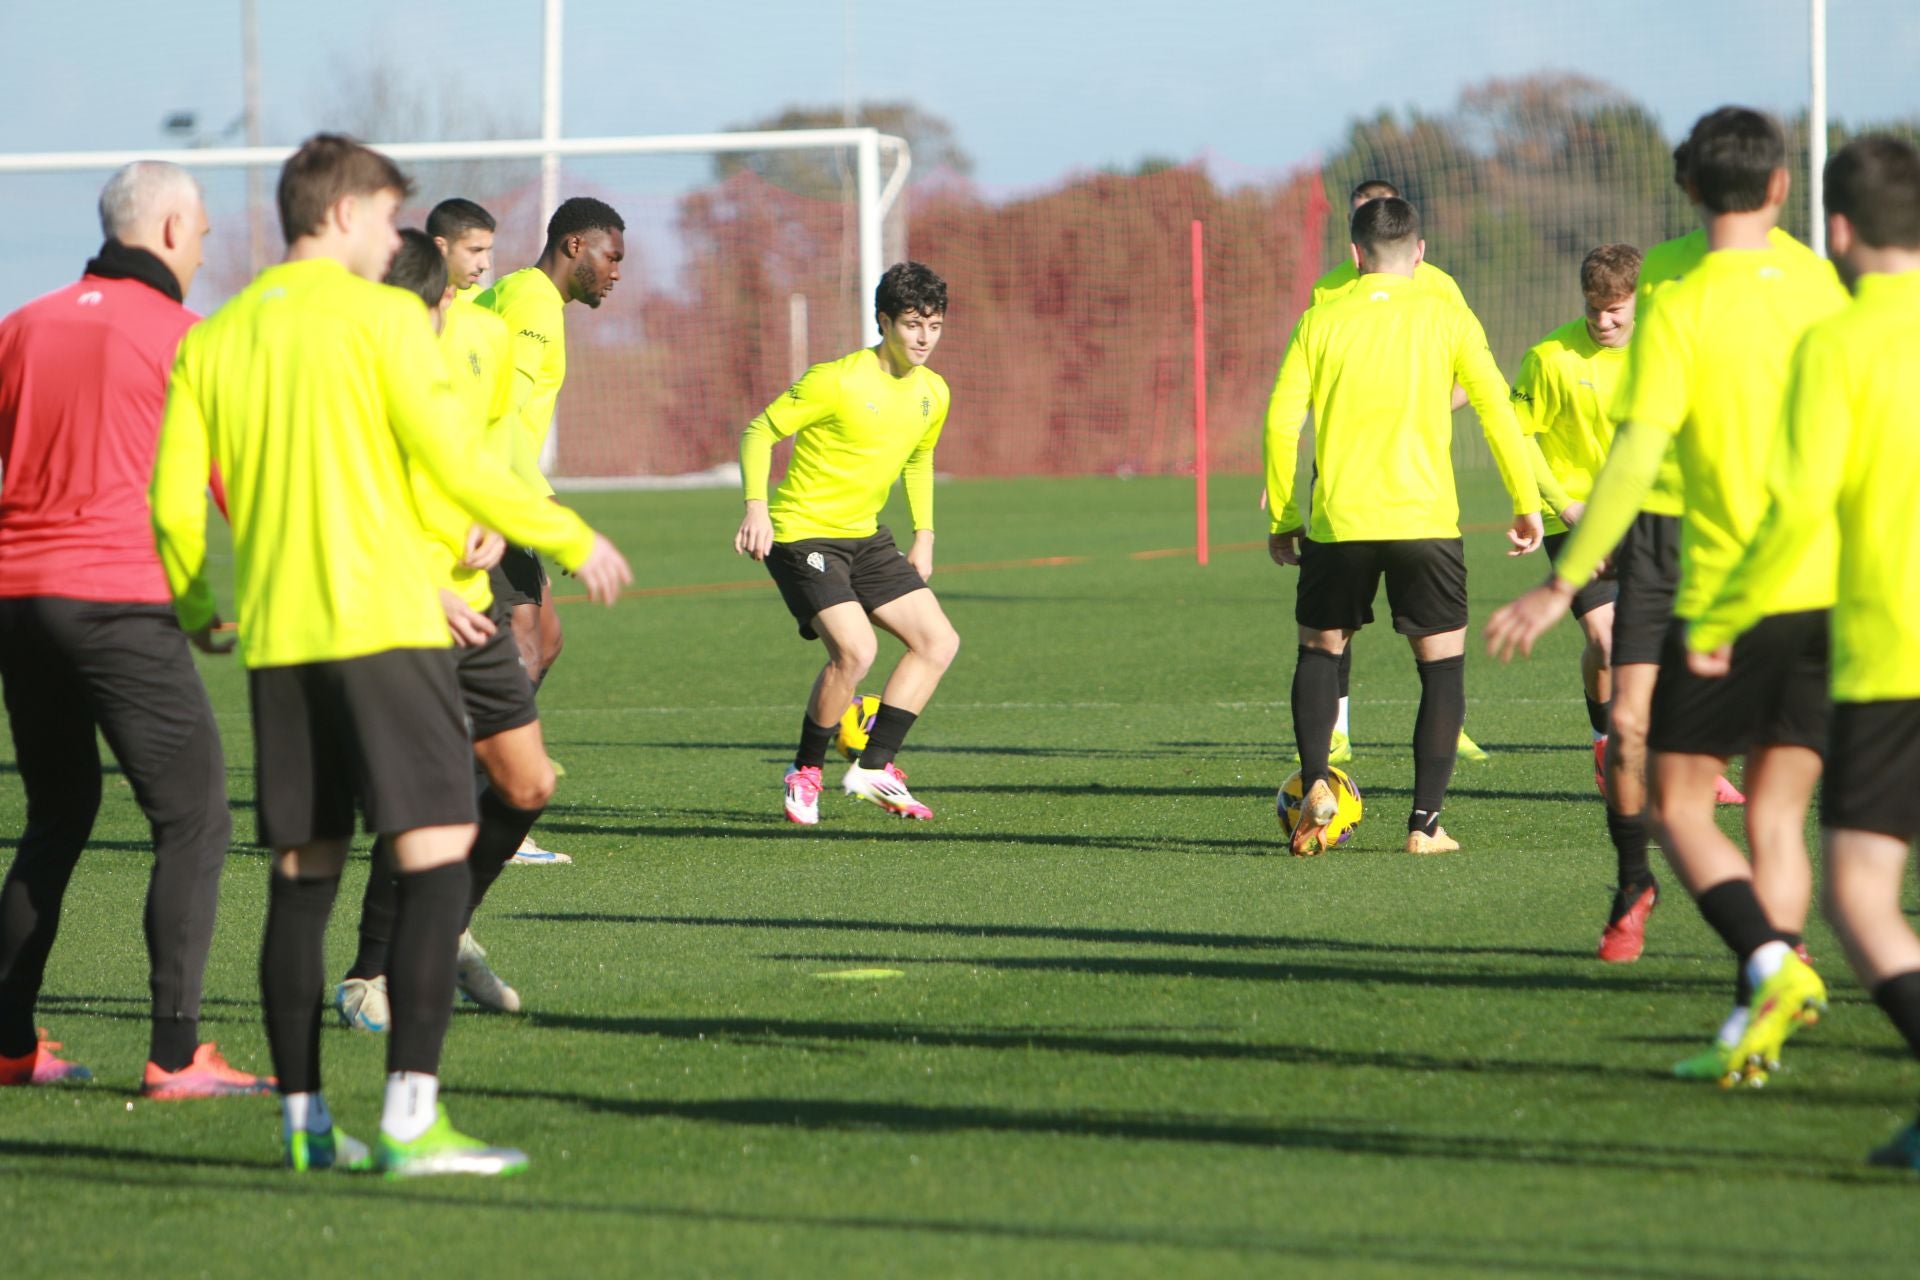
[736, 262, 959, 825]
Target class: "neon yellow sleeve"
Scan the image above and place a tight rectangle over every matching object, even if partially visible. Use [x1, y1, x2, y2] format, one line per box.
[1527, 437, 1573, 515]
[1263, 317, 1312, 532]
[1552, 418, 1670, 587]
[1689, 335, 1845, 652]
[149, 350, 218, 632]
[741, 362, 838, 503]
[902, 397, 946, 532]
[1452, 312, 1540, 516]
[378, 304, 595, 569]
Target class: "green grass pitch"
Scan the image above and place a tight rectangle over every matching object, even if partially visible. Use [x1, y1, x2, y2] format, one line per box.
[4, 473, 1920, 1277]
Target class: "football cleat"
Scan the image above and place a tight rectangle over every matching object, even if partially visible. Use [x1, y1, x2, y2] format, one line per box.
[509, 835, 572, 865]
[0, 1030, 92, 1086]
[376, 1105, 529, 1179]
[1288, 779, 1340, 856]
[1456, 731, 1490, 762]
[286, 1125, 373, 1172]
[783, 764, 824, 825]
[1292, 731, 1354, 766]
[141, 1042, 275, 1100]
[1866, 1121, 1920, 1173]
[843, 761, 933, 820]
[1593, 736, 1609, 796]
[546, 755, 567, 779]
[336, 975, 390, 1032]
[1714, 774, 1746, 805]
[1405, 826, 1461, 855]
[455, 930, 521, 1013]
[1729, 952, 1826, 1080]
[1673, 1039, 1766, 1089]
[1597, 883, 1658, 964]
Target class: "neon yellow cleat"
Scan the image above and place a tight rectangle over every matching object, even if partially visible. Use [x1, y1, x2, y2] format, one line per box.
[1733, 952, 1826, 1075]
[377, 1105, 528, 1179]
[1456, 730, 1490, 762]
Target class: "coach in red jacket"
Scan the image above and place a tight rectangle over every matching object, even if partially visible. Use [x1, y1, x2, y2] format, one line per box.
[0, 161, 269, 1096]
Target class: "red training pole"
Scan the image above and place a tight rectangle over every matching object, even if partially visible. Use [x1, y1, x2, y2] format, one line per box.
[1191, 219, 1209, 567]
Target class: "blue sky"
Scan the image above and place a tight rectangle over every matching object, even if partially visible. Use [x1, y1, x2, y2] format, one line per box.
[1, 0, 1915, 305]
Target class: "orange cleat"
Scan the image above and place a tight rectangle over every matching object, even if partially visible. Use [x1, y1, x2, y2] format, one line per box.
[1598, 883, 1658, 964]
[0, 1029, 92, 1086]
[1714, 774, 1746, 805]
[1593, 737, 1609, 796]
[140, 1042, 275, 1100]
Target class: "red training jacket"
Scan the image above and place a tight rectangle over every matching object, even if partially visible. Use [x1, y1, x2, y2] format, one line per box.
[0, 274, 198, 604]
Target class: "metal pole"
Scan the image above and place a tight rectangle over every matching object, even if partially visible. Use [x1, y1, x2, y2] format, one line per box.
[242, 0, 265, 271]
[857, 128, 882, 344]
[541, 0, 563, 228]
[1809, 0, 1828, 256]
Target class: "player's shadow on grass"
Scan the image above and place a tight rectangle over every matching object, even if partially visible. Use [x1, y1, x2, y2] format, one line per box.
[511, 911, 1596, 961]
[462, 1084, 1877, 1192]
[31, 992, 257, 1027]
[576, 740, 1166, 760]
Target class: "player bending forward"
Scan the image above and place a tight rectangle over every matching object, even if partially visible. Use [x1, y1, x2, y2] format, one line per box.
[735, 261, 960, 824]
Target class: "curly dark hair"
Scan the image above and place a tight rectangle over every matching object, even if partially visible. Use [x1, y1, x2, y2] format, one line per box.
[875, 261, 947, 324]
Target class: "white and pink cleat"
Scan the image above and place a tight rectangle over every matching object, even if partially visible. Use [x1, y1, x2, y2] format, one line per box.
[783, 764, 824, 825]
[842, 761, 934, 820]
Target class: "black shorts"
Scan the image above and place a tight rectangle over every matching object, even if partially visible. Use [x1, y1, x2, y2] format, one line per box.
[765, 525, 927, 641]
[249, 647, 476, 848]
[1822, 700, 1920, 838]
[1295, 537, 1467, 637]
[1649, 610, 1829, 759]
[1612, 513, 1680, 666]
[1544, 531, 1619, 621]
[458, 598, 539, 741]
[493, 546, 546, 609]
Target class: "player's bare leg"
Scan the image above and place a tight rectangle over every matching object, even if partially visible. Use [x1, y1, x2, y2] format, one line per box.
[1597, 663, 1662, 960]
[840, 589, 960, 820]
[1579, 602, 1615, 790]
[781, 602, 877, 824]
[508, 602, 540, 680]
[1825, 831, 1920, 987]
[1742, 743, 1820, 943]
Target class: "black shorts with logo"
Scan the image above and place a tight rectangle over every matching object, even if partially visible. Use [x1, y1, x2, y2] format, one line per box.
[1822, 700, 1920, 838]
[493, 546, 546, 609]
[1544, 531, 1619, 621]
[458, 597, 539, 742]
[1611, 513, 1680, 666]
[1295, 537, 1467, 637]
[249, 647, 476, 847]
[765, 525, 927, 640]
[1649, 610, 1829, 759]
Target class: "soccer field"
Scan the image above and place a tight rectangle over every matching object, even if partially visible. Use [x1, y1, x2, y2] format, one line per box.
[4, 473, 1918, 1277]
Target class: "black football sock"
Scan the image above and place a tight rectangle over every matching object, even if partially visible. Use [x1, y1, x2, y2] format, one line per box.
[1291, 647, 1342, 788]
[1605, 807, 1654, 892]
[1872, 971, 1920, 1063]
[1411, 655, 1465, 818]
[1694, 879, 1783, 964]
[794, 715, 838, 770]
[1336, 645, 1353, 700]
[858, 705, 919, 771]
[466, 788, 543, 926]
[1586, 697, 1610, 737]
[386, 862, 469, 1078]
[147, 1018, 198, 1074]
[260, 871, 340, 1095]
[346, 837, 399, 982]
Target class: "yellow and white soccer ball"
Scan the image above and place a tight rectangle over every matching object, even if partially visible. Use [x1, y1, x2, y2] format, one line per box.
[836, 693, 882, 761]
[1276, 767, 1364, 847]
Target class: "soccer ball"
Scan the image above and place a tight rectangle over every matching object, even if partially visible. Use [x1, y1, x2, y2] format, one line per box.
[836, 693, 882, 761]
[1276, 767, 1364, 848]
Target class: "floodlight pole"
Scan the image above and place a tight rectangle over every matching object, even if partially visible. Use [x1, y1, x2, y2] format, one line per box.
[1809, 0, 1828, 256]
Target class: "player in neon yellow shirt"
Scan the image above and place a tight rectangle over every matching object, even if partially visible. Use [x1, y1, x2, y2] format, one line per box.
[1266, 196, 1542, 855]
[428, 196, 494, 299]
[151, 135, 632, 1175]
[1684, 136, 1920, 1168]
[1299, 179, 1486, 765]
[736, 262, 958, 825]
[334, 227, 561, 1036]
[473, 197, 625, 701]
[1488, 109, 1842, 1086]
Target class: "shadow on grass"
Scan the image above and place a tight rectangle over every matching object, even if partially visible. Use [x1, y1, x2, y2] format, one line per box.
[507, 910, 1600, 962]
[0, 1147, 1862, 1278]
[528, 815, 1280, 860]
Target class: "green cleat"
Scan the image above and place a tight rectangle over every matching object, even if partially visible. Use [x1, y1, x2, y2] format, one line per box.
[1672, 1040, 1766, 1088]
[1293, 731, 1353, 766]
[1867, 1121, 1920, 1173]
[286, 1126, 372, 1172]
[1456, 730, 1490, 762]
[376, 1105, 529, 1179]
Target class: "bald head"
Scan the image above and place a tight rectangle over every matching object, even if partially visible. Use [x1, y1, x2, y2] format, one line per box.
[97, 161, 210, 295]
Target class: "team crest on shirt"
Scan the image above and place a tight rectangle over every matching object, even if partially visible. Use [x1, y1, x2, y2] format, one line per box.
[920, 395, 931, 419]
[1510, 388, 1532, 405]
[467, 351, 482, 376]
[806, 552, 826, 573]
[787, 383, 805, 402]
